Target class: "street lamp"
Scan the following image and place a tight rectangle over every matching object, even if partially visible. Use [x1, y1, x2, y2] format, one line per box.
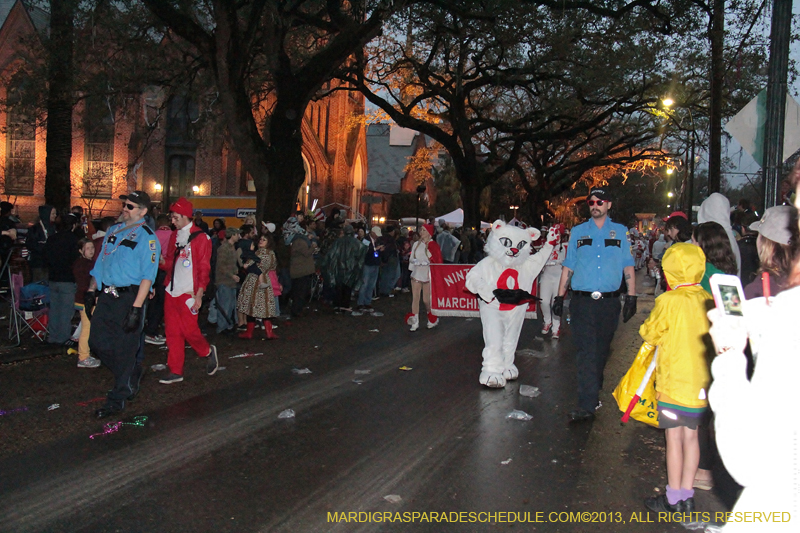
[662, 96, 698, 221]
[668, 191, 674, 198]
[415, 184, 427, 233]
[509, 205, 519, 219]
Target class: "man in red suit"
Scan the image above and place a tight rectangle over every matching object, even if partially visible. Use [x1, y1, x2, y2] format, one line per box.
[158, 197, 219, 384]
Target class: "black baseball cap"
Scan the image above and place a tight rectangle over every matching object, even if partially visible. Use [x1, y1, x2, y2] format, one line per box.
[588, 187, 611, 202]
[119, 191, 151, 208]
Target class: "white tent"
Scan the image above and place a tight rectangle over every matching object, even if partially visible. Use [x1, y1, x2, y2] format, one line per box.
[435, 208, 464, 226]
[434, 208, 490, 229]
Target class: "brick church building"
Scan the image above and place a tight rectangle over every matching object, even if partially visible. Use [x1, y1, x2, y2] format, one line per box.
[0, 0, 368, 224]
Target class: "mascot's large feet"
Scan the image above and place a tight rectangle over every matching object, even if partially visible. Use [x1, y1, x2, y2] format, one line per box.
[479, 371, 507, 388]
[502, 365, 519, 381]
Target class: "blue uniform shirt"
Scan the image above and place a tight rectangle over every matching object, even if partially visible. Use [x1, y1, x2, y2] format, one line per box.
[90, 218, 160, 288]
[562, 217, 634, 293]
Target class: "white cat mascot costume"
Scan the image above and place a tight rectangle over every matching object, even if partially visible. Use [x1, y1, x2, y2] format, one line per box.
[465, 220, 559, 388]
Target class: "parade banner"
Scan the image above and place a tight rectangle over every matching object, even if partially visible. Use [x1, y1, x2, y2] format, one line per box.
[429, 264, 538, 319]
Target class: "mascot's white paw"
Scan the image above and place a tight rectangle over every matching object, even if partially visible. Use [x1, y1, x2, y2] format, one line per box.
[502, 365, 519, 381]
[479, 371, 507, 388]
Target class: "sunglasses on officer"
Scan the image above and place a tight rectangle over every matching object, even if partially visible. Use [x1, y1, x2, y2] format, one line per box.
[587, 200, 607, 206]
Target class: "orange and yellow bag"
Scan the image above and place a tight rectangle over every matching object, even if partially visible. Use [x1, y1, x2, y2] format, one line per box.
[612, 342, 659, 427]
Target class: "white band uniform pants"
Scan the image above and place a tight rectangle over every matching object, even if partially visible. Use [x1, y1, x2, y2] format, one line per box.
[538, 266, 561, 331]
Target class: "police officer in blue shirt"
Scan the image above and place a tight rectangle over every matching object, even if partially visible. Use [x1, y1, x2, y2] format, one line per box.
[85, 191, 160, 418]
[553, 187, 637, 423]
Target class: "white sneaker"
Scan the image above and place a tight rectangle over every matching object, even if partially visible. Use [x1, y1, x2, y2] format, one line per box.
[77, 356, 101, 368]
[552, 327, 561, 340]
[409, 315, 419, 332]
[541, 323, 552, 335]
[145, 334, 166, 345]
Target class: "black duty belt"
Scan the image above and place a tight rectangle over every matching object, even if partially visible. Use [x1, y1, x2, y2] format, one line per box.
[573, 290, 621, 300]
[101, 285, 140, 298]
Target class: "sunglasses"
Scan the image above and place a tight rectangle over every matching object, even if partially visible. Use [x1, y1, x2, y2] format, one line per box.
[587, 200, 606, 206]
[123, 203, 139, 210]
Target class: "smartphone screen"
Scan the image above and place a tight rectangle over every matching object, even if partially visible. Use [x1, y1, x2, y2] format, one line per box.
[718, 284, 743, 316]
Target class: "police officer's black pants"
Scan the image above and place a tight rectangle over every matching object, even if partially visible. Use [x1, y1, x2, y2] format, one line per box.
[89, 291, 143, 410]
[570, 294, 621, 413]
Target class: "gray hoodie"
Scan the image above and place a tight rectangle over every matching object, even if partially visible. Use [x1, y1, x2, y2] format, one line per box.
[697, 193, 741, 276]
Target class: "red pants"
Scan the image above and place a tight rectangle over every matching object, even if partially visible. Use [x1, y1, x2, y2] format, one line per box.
[165, 293, 210, 375]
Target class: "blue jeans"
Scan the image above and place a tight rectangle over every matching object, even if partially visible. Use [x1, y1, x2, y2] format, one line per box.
[48, 281, 76, 344]
[358, 265, 380, 306]
[215, 285, 237, 333]
[379, 260, 400, 295]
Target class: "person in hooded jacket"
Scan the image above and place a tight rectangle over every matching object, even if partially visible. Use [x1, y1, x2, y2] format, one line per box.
[285, 217, 316, 317]
[697, 192, 741, 276]
[640, 243, 713, 515]
[323, 224, 366, 314]
[26, 205, 56, 281]
[45, 214, 80, 344]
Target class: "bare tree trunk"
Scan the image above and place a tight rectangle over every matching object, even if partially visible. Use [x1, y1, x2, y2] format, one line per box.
[707, 0, 724, 193]
[264, 105, 305, 225]
[44, 0, 75, 211]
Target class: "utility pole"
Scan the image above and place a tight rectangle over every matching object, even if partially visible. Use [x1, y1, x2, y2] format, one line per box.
[762, 0, 792, 210]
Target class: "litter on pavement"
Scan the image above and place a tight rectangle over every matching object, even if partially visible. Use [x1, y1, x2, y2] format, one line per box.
[519, 385, 541, 398]
[368, 329, 379, 332]
[501, 458, 512, 465]
[278, 409, 295, 419]
[230, 352, 264, 359]
[506, 410, 533, 421]
[384, 495, 402, 504]
[0, 406, 28, 416]
[352, 379, 364, 384]
[151, 364, 167, 371]
[399, 366, 413, 371]
[76, 397, 106, 407]
[89, 416, 148, 440]
[354, 369, 371, 375]
[291, 368, 312, 374]
[47, 404, 60, 411]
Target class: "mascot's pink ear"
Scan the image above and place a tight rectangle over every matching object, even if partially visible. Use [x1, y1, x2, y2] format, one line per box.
[527, 227, 541, 241]
[492, 219, 506, 231]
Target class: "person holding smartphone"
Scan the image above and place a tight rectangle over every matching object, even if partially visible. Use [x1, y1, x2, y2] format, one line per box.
[554, 187, 637, 423]
[706, 168, 800, 530]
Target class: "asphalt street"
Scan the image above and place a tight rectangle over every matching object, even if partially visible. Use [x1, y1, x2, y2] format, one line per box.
[0, 279, 730, 533]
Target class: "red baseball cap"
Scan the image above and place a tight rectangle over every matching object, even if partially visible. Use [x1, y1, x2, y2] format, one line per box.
[169, 197, 194, 218]
[664, 211, 688, 221]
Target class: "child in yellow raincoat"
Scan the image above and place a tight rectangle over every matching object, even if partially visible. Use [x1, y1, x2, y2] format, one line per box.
[639, 243, 713, 515]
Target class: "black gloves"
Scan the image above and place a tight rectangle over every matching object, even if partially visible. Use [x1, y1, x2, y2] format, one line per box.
[552, 295, 564, 317]
[493, 288, 538, 306]
[84, 291, 96, 319]
[122, 306, 143, 333]
[622, 294, 637, 323]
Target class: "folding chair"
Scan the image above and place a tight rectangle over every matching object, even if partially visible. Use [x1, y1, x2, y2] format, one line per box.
[8, 271, 49, 346]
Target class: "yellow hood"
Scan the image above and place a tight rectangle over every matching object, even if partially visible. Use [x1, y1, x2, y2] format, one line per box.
[662, 243, 706, 288]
